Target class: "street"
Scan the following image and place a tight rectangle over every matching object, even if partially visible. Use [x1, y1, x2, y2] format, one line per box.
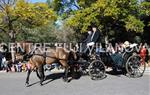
[0, 71, 150, 95]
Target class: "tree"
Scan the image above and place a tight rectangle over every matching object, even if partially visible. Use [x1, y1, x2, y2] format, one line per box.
[0, 0, 17, 42]
[140, 0, 150, 43]
[0, 0, 56, 42]
[47, 0, 79, 17]
[78, 0, 97, 9]
[140, 0, 150, 25]
[66, 0, 146, 42]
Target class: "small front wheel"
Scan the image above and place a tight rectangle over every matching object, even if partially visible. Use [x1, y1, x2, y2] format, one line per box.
[88, 60, 106, 80]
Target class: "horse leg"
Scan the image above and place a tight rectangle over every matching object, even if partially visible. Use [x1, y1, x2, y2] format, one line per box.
[63, 67, 69, 82]
[59, 60, 69, 82]
[36, 67, 46, 80]
[25, 69, 31, 86]
[38, 65, 45, 86]
[70, 65, 78, 79]
[35, 69, 41, 79]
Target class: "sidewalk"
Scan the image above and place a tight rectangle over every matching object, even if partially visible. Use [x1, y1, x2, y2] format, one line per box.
[145, 66, 150, 73]
[144, 63, 150, 74]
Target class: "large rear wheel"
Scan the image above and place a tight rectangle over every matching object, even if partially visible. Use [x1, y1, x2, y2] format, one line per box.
[125, 54, 146, 78]
[88, 60, 106, 80]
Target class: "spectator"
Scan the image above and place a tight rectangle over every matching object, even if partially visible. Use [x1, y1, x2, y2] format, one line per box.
[0, 51, 4, 70]
[11, 64, 16, 72]
[147, 46, 150, 66]
[18, 62, 22, 72]
[145, 45, 149, 64]
[140, 44, 147, 65]
[22, 63, 27, 72]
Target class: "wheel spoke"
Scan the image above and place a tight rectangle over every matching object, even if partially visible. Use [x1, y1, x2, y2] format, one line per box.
[88, 60, 106, 80]
[126, 55, 145, 78]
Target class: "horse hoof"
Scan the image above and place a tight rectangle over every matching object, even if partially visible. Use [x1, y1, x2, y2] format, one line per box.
[44, 76, 47, 81]
[62, 78, 69, 83]
[40, 83, 43, 86]
[66, 79, 70, 83]
[62, 77, 66, 81]
[25, 83, 29, 87]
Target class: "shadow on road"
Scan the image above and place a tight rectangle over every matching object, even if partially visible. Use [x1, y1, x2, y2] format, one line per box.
[26, 73, 64, 87]
[26, 81, 40, 87]
[27, 72, 82, 87]
[106, 70, 126, 77]
[43, 73, 64, 85]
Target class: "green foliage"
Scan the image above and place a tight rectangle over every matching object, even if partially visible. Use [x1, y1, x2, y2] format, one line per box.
[125, 15, 144, 32]
[15, 23, 57, 42]
[140, 1, 150, 16]
[0, 32, 10, 42]
[0, 0, 149, 43]
[67, 0, 144, 34]
[78, 0, 97, 8]
[0, 0, 57, 42]
[15, 0, 57, 28]
[47, 0, 62, 13]
[14, 22, 78, 43]
[55, 25, 79, 43]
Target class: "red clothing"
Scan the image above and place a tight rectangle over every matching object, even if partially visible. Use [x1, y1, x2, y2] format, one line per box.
[140, 47, 147, 64]
[140, 47, 146, 58]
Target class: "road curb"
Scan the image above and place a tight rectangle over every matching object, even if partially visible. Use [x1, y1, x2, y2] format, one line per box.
[145, 67, 150, 73]
[0, 67, 150, 75]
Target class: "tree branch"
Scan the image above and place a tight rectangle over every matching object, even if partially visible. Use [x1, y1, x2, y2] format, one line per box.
[0, 27, 7, 33]
[10, 16, 19, 23]
[7, 0, 9, 4]
[11, 0, 16, 6]
[0, 4, 5, 11]
[1, 0, 6, 5]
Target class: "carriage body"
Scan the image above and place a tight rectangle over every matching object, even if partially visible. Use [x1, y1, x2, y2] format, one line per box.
[97, 45, 146, 78]
[74, 43, 146, 80]
[72, 49, 106, 80]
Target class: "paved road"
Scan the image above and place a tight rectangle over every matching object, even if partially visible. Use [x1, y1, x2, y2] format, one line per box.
[0, 71, 149, 95]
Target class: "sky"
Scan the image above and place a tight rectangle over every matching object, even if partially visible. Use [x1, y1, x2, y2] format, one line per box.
[29, 0, 47, 3]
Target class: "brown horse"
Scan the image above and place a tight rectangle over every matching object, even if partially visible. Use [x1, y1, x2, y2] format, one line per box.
[25, 47, 77, 86]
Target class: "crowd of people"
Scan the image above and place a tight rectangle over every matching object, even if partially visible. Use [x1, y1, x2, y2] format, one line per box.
[0, 59, 30, 72]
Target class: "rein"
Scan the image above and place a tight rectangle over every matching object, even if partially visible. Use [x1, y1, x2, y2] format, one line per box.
[32, 53, 68, 61]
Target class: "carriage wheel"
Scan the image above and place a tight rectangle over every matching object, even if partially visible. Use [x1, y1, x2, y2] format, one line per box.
[125, 54, 146, 78]
[88, 60, 106, 80]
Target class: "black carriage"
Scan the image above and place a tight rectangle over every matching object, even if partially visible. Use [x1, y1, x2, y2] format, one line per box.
[69, 44, 106, 80]
[72, 43, 146, 80]
[98, 44, 146, 78]
[71, 52, 106, 80]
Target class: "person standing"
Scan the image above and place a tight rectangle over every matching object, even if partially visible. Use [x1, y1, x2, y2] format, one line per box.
[140, 44, 147, 65]
[0, 51, 4, 70]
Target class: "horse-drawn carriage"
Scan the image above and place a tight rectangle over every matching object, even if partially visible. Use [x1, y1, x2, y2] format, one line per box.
[28, 42, 146, 86]
[0, 42, 146, 86]
[1, 41, 143, 86]
[71, 43, 146, 80]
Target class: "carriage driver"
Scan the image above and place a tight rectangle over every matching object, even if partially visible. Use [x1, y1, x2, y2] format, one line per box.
[82, 25, 101, 54]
